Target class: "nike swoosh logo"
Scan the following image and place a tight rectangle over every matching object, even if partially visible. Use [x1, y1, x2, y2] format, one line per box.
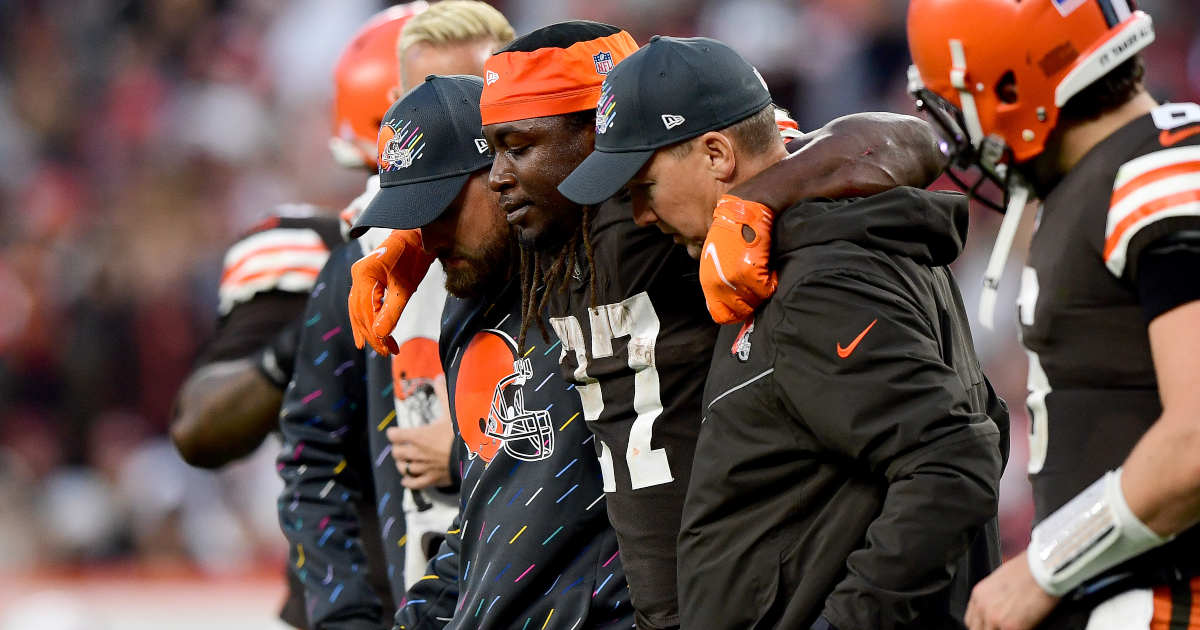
[1160, 125, 1200, 147]
[372, 246, 388, 258]
[704, 243, 737, 290]
[836, 319, 878, 358]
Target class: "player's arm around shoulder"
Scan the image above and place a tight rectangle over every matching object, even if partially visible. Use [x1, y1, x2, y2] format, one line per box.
[730, 112, 946, 213]
[771, 266, 1003, 629]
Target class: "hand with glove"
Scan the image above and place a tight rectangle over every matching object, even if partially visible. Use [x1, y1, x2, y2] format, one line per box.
[699, 194, 778, 324]
[348, 229, 435, 355]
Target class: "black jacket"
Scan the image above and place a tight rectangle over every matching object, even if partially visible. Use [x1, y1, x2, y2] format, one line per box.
[678, 187, 1008, 630]
[395, 277, 634, 630]
[277, 242, 412, 630]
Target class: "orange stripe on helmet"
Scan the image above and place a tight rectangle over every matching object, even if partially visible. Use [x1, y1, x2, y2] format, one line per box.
[480, 31, 639, 126]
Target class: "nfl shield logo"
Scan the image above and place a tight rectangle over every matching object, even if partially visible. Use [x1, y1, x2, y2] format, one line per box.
[1050, 0, 1087, 15]
[593, 51, 614, 75]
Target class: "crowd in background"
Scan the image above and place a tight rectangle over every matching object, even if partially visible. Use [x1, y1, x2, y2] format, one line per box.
[0, 0, 1197, 573]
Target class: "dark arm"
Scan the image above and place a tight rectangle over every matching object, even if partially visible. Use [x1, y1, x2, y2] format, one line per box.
[172, 359, 284, 468]
[731, 112, 947, 213]
[172, 291, 309, 469]
[774, 271, 1001, 630]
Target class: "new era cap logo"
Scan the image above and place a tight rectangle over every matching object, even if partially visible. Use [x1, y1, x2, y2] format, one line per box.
[486, 70, 499, 85]
[475, 138, 489, 154]
[662, 114, 686, 130]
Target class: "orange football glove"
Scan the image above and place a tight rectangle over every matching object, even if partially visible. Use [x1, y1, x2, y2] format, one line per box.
[699, 194, 778, 324]
[348, 229, 435, 355]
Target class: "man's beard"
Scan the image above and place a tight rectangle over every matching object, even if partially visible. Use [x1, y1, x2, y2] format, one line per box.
[442, 231, 514, 299]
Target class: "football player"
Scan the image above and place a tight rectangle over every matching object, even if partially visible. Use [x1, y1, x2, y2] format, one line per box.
[274, 4, 512, 628]
[170, 5, 427, 627]
[907, 2, 1200, 630]
[350, 73, 635, 630]
[557, 35, 1007, 630]
[351, 20, 953, 630]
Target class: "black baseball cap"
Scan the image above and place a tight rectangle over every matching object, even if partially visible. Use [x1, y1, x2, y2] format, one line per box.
[558, 36, 773, 206]
[350, 74, 493, 237]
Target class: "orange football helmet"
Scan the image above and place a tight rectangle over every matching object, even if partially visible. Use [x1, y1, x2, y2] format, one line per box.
[909, 0, 1155, 329]
[907, 0, 1154, 206]
[329, 2, 428, 170]
[454, 330, 554, 464]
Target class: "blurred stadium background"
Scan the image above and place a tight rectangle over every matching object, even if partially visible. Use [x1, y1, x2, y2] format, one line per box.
[0, 0, 1197, 627]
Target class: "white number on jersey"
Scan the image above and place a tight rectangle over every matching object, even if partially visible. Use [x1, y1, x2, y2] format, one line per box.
[551, 291, 674, 492]
[1018, 266, 1050, 474]
[1151, 102, 1200, 131]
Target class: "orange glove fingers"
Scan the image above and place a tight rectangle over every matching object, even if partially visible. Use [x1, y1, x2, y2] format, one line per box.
[349, 229, 435, 356]
[348, 267, 379, 350]
[370, 232, 434, 340]
[349, 241, 396, 354]
[699, 194, 778, 325]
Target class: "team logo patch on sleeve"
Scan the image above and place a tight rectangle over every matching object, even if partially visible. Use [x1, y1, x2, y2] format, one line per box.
[378, 118, 424, 171]
[731, 318, 755, 362]
[593, 51, 614, 75]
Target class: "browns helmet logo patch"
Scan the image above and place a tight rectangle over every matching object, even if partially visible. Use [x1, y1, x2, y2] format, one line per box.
[731, 317, 754, 362]
[377, 118, 424, 171]
[391, 337, 444, 429]
[455, 329, 554, 463]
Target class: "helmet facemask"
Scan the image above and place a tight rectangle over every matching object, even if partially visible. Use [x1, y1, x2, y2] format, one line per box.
[909, 69, 1013, 213]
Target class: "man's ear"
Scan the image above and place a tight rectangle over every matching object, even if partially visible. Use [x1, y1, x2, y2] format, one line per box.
[700, 131, 737, 182]
[388, 84, 403, 102]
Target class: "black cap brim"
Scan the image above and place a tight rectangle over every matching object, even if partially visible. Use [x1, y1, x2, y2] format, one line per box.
[350, 172, 472, 237]
[558, 148, 655, 206]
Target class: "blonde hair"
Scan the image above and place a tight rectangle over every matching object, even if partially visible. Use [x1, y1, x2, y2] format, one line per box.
[397, 1, 515, 61]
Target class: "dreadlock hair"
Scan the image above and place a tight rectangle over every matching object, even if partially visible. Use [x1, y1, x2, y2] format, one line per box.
[516, 198, 599, 354]
[506, 20, 616, 352]
[515, 108, 601, 352]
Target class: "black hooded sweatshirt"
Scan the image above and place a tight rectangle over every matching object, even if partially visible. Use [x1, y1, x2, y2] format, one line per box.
[678, 187, 1009, 630]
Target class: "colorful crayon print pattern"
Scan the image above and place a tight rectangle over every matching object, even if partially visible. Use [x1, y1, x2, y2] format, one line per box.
[378, 118, 424, 171]
[395, 284, 635, 629]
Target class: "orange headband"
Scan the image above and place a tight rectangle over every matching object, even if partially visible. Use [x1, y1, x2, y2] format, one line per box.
[480, 31, 640, 126]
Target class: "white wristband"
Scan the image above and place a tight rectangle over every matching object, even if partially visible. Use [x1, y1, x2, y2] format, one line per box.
[1027, 469, 1171, 597]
